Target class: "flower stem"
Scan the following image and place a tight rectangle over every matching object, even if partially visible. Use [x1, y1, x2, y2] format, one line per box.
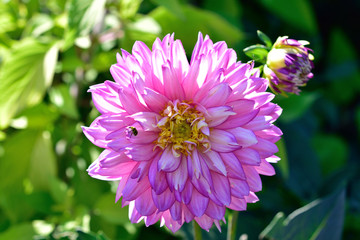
[227, 211, 239, 240]
[193, 221, 202, 240]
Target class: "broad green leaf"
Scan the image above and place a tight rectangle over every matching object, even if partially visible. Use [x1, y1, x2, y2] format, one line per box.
[243, 44, 268, 63]
[94, 193, 129, 225]
[0, 223, 35, 240]
[119, 0, 143, 20]
[312, 134, 347, 176]
[0, 130, 57, 191]
[275, 92, 318, 123]
[0, 1, 17, 34]
[151, 0, 185, 20]
[65, 0, 106, 49]
[49, 84, 80, 119]
[260, 189, 345, 240]
[28, 131, 57, 190]
[256, 0, 317, 34]
[324, 29, 360, 104]
[22, 14, 54, 37]
[150, 5, 243, 53]
[203, 0, 242, 27]
[0, 39, 58, 129]
[11, 103, 58, 130]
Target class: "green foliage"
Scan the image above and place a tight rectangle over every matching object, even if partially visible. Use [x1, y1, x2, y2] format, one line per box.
[260, 189, 345, 240]
[0, 0, 358, 239]
[0, 39, 58, 129]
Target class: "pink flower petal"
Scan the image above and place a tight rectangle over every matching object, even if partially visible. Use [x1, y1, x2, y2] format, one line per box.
[229, 178, 250, 198]
[205, 200, 226, 220]
[209, 129, 240, 153]
[199, 83, 232, 107]
[211, 172, 231, 206]
[220, 152, 246, 180]
[234, 148, 261, 166]
[148, 155, 168, 195]
[158, 147, 181, 172]
[166, 155, 188, 191]
[187, 188, 209, 217]
[135, 188, 157, 216]
[152, 188, 175, 211]
[243, 166, 262, 192]
[229, 127, 258, 147]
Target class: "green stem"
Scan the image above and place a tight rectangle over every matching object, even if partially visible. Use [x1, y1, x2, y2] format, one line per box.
[227, 211, 239, 240]
[193, 221, 202, 240]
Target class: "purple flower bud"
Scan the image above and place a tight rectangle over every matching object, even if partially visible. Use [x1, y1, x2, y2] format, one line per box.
[264, 36, 314, 95]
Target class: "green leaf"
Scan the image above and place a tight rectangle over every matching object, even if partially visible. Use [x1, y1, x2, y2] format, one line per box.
[0, 39, 58, 129]
[243, 44, 268, 63]
[260, 189, 345, 240]
[119, 0, 143, 20]
[49, 84, 80, 119]
[0, 1, 17, 34]
[275, 92, 318, 123]
[0, 130, 57, 191]
[312, 134, 347, 176]
[257, 30, 272, 49]
[22, 14, 54, 37]
[28, 131, 58, 191]
[94, 193, 129, 225]
[65, 0, 106, 49]
[151, 0, 185, 20]
[256, 0, 317, 34]
[0, 223, 35, 240]
[150, 5, 243, 53]
[203, 0, 242, 28]
[323, 29, 360, 104]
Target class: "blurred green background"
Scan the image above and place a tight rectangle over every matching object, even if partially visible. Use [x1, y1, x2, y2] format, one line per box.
[0, 0, 359, 239]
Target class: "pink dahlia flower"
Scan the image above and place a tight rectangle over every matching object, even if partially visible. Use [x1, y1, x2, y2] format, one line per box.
[83, 33, 282, 232]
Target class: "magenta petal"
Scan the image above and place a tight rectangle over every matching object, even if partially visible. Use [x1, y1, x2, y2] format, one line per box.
[234, 148, 261, 166]
[129, 111, 160, 131]
[205, 201, 226, 220]
[251, 138, 279, 158]
[158, 147, 181, 172]
[243, 165, 262, 192]
[166, 155, 188, 191]
[188, 188, 209, 217]
[220, 152, 246, 180]
[209, 129, 240, 152]
[204, 106, 236, 127]
[135, 188, 157, 216]
[200, 83, 232, 107]
[142, 87, 169, 112]
[125, 144, 158, 161]
[229, 196, 247, 211]
[152, 188, 175, 211]
[170, 201, 182, 221]
[229, 178, 250, 198]
[202, 151, 227, 176]
[255, 159, 275, 176]
[194, 214, 213, 231]
[181, 180, 193, 205]
[122, 176, 151, 201]
[188, 150, 202, 179]
[211, 172, 231, 206]
[230, 127, 258, 147]
[148, 155, 168, 194]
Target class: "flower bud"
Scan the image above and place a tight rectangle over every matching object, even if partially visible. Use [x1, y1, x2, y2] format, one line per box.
[264, 36, 314, 95]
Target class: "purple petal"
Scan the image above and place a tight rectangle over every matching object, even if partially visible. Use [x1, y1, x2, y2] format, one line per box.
[199, 83, 232, 107]
[122, 175, 151, 201]
[234, 148, 261, 166]
[135, 188, 157, 216]
[211, 172, 231, 206]
[125, 144, 158, 161]
[158, 147, 181, 172]
[220, 152, 246, 180]
[187, 188, 209, 217]
[152, 188, 175, 211]
[205, 200, 226, 220]
[229, 178, 250, 198]
[229, 127, 258, 147]
[209, 129, 239, 152]
[148, 155, 168, 195]
[243, 165, 262, 192]
[166, 155, 188, 191]
[202, 151, 227, 176]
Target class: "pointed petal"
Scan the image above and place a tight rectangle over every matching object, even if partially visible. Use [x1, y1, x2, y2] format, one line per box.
[152, 188, 175, 211]
[158, 147, 181, 172]
[135, 188, 157, 216]
[209, 129, 240, 152]
[187, 188, 209, 217]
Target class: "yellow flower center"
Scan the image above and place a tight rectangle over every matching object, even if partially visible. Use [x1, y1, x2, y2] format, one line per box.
[155, 100, 210, 156]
